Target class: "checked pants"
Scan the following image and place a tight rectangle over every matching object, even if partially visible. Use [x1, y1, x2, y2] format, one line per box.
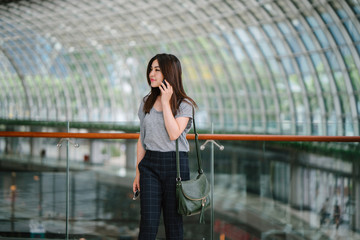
[138, 150, 190, 240]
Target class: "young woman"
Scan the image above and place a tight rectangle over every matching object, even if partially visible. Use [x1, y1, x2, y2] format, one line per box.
[133, 53, 197, 239]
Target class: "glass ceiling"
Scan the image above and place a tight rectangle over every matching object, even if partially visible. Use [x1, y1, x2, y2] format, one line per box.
[0, 0, 359, 136]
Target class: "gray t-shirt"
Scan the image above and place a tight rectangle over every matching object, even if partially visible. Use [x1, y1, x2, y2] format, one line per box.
[138, 98, 193, 152]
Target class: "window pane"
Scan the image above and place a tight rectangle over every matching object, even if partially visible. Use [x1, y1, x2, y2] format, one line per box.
[259, 41, 274, 57]
[311, 53, 324, 73]
[273, 39, 288, 56]
[282, 58, 295, 75]
[314, 29, 330, 48]
[286, 36, 302, 53]
[306, 16, 319, 28]
[344, 20, 360, 42]
[329, 25, 346, 45]
[325, 50, 340, 71]
[296, 56, 310, 73]
[263, 24, 278, 37]
[300, 34, 316, 51]
[349, 69, 360, 91]
[340, 46, 356, 69]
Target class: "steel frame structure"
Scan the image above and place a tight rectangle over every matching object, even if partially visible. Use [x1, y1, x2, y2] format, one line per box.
[0, 0, 359, 135]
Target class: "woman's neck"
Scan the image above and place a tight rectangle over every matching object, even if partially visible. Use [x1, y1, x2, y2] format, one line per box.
[153, 95, 162, 112]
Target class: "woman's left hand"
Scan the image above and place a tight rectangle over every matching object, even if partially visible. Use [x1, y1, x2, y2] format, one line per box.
[160, 79, 173, 104]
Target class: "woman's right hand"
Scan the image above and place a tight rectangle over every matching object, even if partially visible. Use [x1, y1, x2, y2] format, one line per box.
[133, 174, 140, 193]
[134, 138, 144, 193]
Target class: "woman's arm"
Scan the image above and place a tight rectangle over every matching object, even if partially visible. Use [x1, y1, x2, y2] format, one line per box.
[162, 105, 189, 140]
[160, 80, 189, 140]
[133, 137, 146, 192]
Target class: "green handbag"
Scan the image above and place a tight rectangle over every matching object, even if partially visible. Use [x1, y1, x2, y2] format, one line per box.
[176, 107, 210, 224]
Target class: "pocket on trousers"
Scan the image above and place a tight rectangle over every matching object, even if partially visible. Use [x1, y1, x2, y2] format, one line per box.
[137, 156, 146, 171]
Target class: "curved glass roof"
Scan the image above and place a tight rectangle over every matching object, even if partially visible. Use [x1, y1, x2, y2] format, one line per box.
[0, 0, 359, 136]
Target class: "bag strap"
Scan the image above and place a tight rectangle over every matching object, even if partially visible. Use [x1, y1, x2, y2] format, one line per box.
[192, 107, 203, 174]
[176, 106, 203, 181]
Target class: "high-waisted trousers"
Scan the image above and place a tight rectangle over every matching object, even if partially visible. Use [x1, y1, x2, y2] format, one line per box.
[138, 150, 190, 240]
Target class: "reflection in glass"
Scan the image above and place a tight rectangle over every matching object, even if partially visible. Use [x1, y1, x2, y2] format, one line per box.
[1, 135, 360, 239]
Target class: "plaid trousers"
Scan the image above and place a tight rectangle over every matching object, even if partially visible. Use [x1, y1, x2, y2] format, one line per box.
[138, 150, 190, 240]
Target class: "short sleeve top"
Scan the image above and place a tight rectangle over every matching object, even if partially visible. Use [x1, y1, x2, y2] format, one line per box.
[138, 98, 193, 152]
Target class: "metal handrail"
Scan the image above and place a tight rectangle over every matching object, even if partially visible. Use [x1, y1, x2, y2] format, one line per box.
[1, 131, 360, 142]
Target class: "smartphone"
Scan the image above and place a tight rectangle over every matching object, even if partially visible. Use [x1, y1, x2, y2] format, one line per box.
[133, 190, 140, 200]
[162, 79, 167, 87]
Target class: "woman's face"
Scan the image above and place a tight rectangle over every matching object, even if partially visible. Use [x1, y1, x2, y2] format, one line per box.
[149, 59, 164, 88]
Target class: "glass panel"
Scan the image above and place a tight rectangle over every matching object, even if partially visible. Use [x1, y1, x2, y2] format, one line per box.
[329, 25, 347, 45]
[324, 94, 335, 114]
[69, 135, 212, 239]
[321, 12, 334, 24]
[344, 20, 360, 42]
[258, 41, 274, 57]
[282, 58, 295, 75]
[244, 43, 260, 61]
[277, 22, 291, 34]
[65, 138, 142, 239]
[248, 26, 263, 41]
[354, 5, 360, 15]
[325, 50, 341, 71]
[349, 69, 360, 92]
[306, 16, 319, 28]
[0, 130, 213, 239]
[334, 71, 347, 93]
[267, 58, 281, 76]
[262, 24, 278, 38]
[335, 9, 348, 19]
[300, 33, 316, 51]
[340, 46, 356, 69]
[304, 74, 316, 93]
[211, 138, 360, 239]
[0, 136, 66, 239]
[340, 93, 351, 116]
[286, 35, 302, 54]
[1, 124, 360, 239]
[313, 29, 330, 49]
[224, 32, 246, 62]
[272, 39, 288, 56]
[296, 55, 310, 74]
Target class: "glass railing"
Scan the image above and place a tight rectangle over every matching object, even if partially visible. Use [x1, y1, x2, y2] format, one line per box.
[0, 122, 360, 239]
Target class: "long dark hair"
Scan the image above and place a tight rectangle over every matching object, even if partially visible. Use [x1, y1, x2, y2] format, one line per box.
[143, 53, 197, 115]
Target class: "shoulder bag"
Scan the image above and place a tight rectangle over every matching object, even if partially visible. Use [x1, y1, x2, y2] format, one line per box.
[176, 107, 210, 224]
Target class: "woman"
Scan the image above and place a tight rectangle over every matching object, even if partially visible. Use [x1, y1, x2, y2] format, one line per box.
[133, 53, 197, 239]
